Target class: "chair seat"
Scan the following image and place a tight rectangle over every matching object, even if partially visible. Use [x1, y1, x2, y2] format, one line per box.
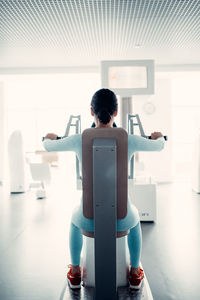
[82, 229, 129, 238]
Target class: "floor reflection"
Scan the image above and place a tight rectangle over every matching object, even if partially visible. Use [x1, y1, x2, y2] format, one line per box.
[61, 282, 93, 300]
[61, 282, 146, 300]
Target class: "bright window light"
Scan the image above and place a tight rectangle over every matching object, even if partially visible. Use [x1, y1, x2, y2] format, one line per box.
[2, 73, 101, 152]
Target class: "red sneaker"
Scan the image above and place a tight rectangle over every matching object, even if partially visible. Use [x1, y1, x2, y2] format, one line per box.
[67, 264, 82, 289]
[128, 267, 144, 289]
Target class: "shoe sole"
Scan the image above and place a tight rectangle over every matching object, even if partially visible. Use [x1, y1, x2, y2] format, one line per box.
[67, 279, 81, 289]
[129, 280, 143, 290]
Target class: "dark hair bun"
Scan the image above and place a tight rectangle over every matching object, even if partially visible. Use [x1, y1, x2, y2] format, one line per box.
[97, 109, 111, 124]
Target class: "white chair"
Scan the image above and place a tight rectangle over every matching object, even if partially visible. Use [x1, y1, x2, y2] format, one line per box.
[29, 162, 51, 198]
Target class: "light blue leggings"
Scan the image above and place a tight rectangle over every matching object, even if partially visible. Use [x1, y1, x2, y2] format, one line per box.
[69, 221, 142, 268]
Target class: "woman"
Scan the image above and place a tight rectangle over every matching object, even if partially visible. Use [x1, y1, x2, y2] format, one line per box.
[43, 88, 164, 290]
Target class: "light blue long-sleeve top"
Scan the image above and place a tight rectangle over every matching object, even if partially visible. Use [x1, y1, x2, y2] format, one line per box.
[43, 133, 164, 231]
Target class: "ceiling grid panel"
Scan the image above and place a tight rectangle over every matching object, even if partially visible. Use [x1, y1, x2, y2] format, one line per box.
[133, 0, 148, 47]
[141, 0, 160, 46]
[20, 0, 52, 48]
[164, 0, 193, 47]
[104, 0, 111, 55]
[153, 0, 179, 47]
[50, 0, 72, 51]
[42, 0, 67, 49]
[81, 0, 98, 57]
[133, 0, 152, 47]
[147, 0, 174, 46]
[83, 0, 98, 56]
[170, 1, 200, 47]
[80, 0, 96, 56]
[143, 0, 165, 46]
[0, 0, 200, 68]
[54, 1, 73, 50]
[125, 0, 139, 50]
[130, 0, 144, 47]
[99, 0, 107, 56]
[122, 0, 135, 55]
[103, 0, 109, 51]
[13, 0, 49, 48]
[93, 0, 104, 56]
[0, 11, 25, 49]
[61, 1, 84, 54]
[10, 0, 43, 47]
[131, 0, 148, 47]
[0, 1, 36, 48]
[107, 0, 113, 52]
[59, 0, 80, 51]
[187, 18, 200, 47]
[107, 0, 113, 56]
[119, 0, 132, 55]
[69, 0, 91, 56]
[29, 0, 58, 48]
[123, 0, 135, 54]
[0, 2, 21, 47]
[113, 0, 121, 54]
[91, 0, 102, 57]
[174, 1, 199, 47]
[71, 0, 87, 52]
[111, 0, 117, 55]
[117, 0, 127, 55]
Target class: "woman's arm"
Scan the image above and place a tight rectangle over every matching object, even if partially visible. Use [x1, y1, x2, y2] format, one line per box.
[43, 133, 80, 152]
[129, 132, 165, 153]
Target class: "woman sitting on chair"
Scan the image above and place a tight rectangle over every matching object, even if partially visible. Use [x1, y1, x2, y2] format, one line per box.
[43, 88, 164, 290]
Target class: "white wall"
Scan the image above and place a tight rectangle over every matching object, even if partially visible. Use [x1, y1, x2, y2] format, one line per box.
[132, 75, 172, 182]
[3, 73, 101, 152]
[0, 82, 5, 184]
[171, 72, 200, 179]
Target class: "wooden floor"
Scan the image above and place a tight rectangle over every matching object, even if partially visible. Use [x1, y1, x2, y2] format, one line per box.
[0, 164, 200, 300]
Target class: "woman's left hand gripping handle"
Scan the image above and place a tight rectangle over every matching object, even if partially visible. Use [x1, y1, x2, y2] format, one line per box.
[43, 133, 58, 140]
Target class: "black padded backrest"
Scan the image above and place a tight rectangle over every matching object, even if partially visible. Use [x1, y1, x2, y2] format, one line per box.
[82, 127, 128, 219]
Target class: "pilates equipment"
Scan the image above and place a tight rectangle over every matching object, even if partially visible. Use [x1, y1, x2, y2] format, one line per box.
[128, 114, 157, 222]
[57, 117, 155, 299]
[64, 115, 81, 137]
[128, 114, 157, 221]
[42, 115, 82, 190]
[63, 115, 82, 189]
[61, 126, 153, 300]
[128, 114, 167, 179]
[58, 114, 165, 221]
[80, 128, 153, 300]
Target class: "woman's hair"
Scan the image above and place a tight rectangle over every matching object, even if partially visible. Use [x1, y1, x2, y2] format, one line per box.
[91, 88, 118, 124]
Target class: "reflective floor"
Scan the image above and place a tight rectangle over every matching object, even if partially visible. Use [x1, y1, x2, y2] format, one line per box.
[0, 164, 200, 300]
[61, 282, 149, 300]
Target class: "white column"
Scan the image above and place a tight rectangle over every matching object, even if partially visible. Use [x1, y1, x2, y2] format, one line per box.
[119, 97, 133, 130]
[0, 83, 5, 185]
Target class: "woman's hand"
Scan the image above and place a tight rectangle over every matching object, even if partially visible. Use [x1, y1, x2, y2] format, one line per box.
[151, 132, 163, 140]
[44, 133, 58, 140]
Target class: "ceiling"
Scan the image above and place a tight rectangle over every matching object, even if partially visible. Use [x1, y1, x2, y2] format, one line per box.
[0, 0, 200, 70]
